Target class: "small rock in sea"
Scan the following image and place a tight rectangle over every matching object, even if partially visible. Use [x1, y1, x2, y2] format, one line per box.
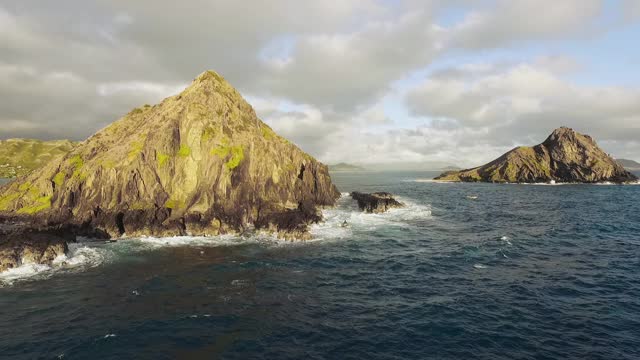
[350, 192, 404, 214]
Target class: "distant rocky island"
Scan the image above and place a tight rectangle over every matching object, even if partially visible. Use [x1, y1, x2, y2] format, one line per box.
[0, 71, 340, 256]
[436, 127, 637, 184]
[329, 163, 365, 172]
[616, 159, 640, 171]
[0, 139, 76, 178]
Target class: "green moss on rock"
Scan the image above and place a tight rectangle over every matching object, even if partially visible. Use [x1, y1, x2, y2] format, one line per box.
[17, 195, 52, 215]
[53, 172, 65, 187]
[177, 145, 192, 157]
[157, 153, 170, 167]
[128, 141, 144, 160]
[225, 146, 244, 170]
[165, 198, 186, 209]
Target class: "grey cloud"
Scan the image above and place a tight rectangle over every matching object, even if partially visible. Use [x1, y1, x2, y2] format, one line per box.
[256, 9, 443, 110]
[0, 64, 182, 140]
[449, 0, 603, 49]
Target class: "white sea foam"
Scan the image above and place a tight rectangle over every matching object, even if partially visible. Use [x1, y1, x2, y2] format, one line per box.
[473, 264, 488, 269]
[135, 234, 259, 248]
[310, 193, 432, 240]
[2, 194, 432, 284]
[0, 244, 109, 287]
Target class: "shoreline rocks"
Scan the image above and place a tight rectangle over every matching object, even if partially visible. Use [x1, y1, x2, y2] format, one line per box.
[350, 192, 404, 213]
[0, 230, 70, 272]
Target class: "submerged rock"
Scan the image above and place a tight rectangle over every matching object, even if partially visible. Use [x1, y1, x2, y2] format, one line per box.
[435, 127, 638, 184]
[0, 71, 340, 240]
[0, 231, 69, 272]
[350, 192, 404, 213]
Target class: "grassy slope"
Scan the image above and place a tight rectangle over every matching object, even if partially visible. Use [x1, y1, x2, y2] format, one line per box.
[0, 139, 76, 178]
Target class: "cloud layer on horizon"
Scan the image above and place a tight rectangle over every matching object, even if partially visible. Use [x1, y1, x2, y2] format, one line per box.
[1, 0, 639, 167]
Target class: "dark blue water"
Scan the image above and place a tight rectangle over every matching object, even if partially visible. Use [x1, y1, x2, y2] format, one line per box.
[1, 171, 640, 359]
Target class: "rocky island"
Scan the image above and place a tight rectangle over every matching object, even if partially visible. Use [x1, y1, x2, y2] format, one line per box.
[0, 139, 76, 178]
[435, 127, 637, 184]
[0, 70, 340, 261]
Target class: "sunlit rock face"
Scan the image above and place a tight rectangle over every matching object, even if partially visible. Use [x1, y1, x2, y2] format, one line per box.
[0, 71, 340, 240]
[436, 127, 638, 184]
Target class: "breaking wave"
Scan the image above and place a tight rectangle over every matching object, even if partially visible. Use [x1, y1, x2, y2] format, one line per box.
[1, 193, 432, 285]
[310, 193, 432, 240]
[0, 244, 109, 287]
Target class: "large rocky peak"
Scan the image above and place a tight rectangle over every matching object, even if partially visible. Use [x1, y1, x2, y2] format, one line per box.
[435, 127, 637, 183]
[0, 71, 340, 239]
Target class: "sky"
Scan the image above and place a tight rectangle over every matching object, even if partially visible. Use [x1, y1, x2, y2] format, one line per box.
[1, 0, 640, 169]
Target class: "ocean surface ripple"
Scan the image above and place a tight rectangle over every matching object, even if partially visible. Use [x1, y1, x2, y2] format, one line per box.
[1, 171, 639, 359]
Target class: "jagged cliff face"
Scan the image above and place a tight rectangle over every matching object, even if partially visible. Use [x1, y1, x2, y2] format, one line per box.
[0, 139, 76, 178]
[436, 127, 638, 183]
[0, 71, 340, 239]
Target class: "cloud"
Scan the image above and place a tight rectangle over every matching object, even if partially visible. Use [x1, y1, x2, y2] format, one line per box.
[0, 62, 182, 140]
[257, 9, 444, 110]
[406, 61, 640, 160]
[0, 0, 638, 165]
[622, 0, 640, 22]
[449, 0, 603, 49]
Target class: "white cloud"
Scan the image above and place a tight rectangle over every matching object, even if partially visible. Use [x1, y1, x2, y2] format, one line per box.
[406, 61, 640, 160]
[0, 0, 639, 165]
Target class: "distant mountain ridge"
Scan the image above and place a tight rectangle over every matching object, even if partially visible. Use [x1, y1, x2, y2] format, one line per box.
[0, 139, 76, 178]
[436, 127, 637, 183]
[329, 163, 365, 171]
[616, 158, 640, 170]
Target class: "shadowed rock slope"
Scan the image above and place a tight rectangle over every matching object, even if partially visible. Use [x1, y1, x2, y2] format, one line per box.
[0, 71, 340, 240]
[0, 139, 76, 178]
[436, 127, 637, 183]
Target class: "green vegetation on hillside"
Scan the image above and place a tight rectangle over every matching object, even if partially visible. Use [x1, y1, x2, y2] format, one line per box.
[0, 139, 76, 178]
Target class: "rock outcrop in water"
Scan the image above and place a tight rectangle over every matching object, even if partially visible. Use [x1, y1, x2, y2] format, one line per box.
[435, 127, 638, 184]
[0, 230, 69, 272]
[350, 192, 404, 213]
[0, 139, 76, 178]
[0, 71, 340, 242]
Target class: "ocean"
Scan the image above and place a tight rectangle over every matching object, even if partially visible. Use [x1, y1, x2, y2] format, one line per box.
[1, 171, 639, 359]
